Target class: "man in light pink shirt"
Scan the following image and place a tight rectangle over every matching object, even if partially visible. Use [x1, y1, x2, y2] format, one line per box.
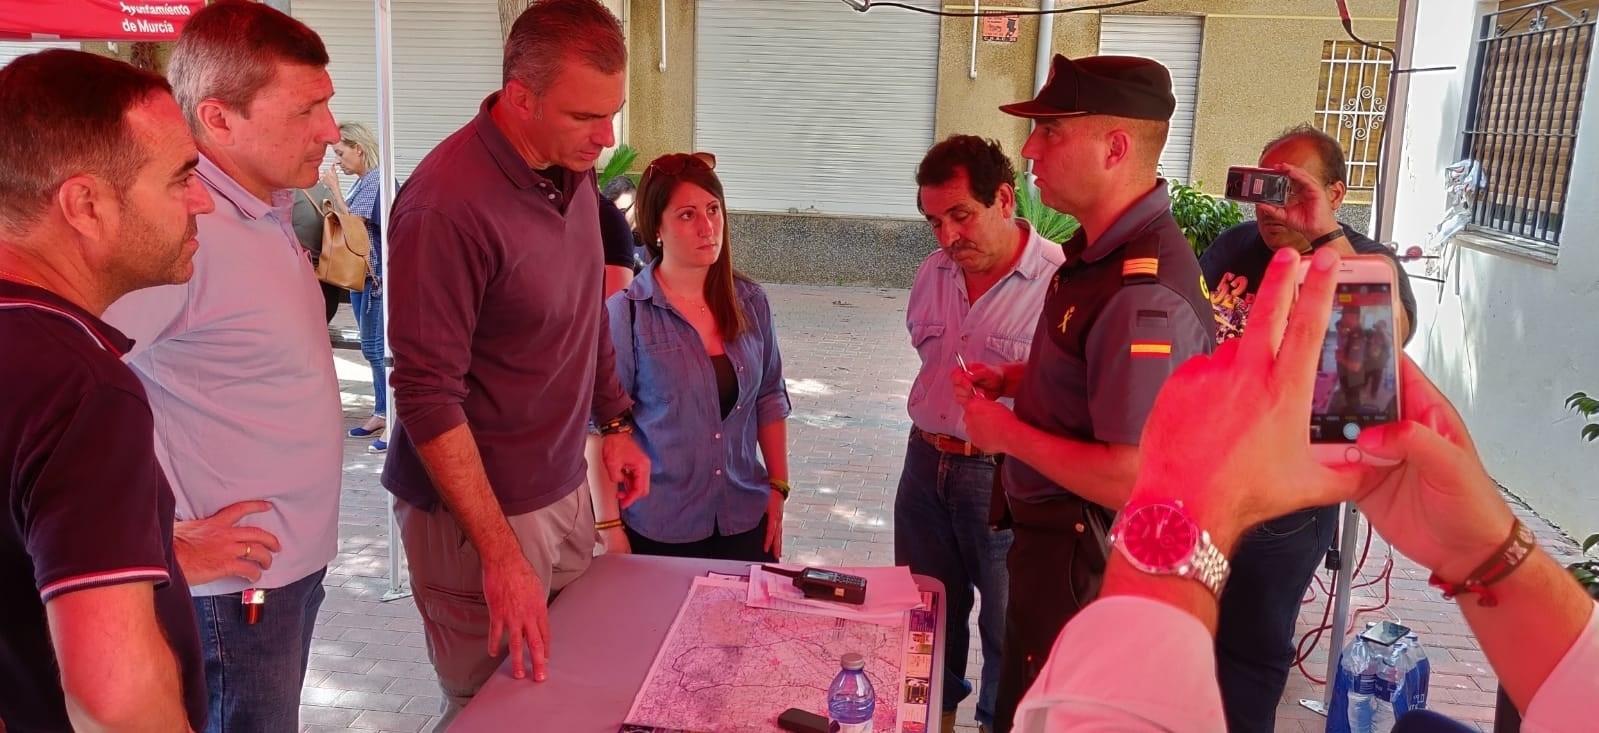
[1014, 237, 1593, 732]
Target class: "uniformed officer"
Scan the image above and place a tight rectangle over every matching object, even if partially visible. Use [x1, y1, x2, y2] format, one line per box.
[953, 54, 1217, 732]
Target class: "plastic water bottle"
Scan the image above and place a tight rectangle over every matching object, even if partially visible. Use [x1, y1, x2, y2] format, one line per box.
[1343, 635, 1378, 733]
[827, 652, 875, 732]
[1403, 633, 1431, 713]
[1370, 643, 1405, 732]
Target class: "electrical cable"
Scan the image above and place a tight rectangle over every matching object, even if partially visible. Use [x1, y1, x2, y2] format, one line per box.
[847, 0, 1154, 18]
[1293, 516, 1399, 685]
[1334, 0, 1398, 60]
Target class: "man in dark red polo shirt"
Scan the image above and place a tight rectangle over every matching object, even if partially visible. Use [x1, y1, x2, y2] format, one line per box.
[381, 0, 649, 722]
[0, 50, 216, 732]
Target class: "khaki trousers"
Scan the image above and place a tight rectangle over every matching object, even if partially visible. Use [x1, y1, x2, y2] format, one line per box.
[395, 486, 595, 727]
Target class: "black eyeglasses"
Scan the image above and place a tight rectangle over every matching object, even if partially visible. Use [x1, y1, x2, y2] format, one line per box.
[643, 152, 717, 179]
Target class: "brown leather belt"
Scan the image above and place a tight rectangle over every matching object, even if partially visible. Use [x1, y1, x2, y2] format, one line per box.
[912, 426, 995, 459]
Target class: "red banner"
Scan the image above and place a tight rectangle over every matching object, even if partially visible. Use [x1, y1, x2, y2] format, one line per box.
[0, 1, 204, 41]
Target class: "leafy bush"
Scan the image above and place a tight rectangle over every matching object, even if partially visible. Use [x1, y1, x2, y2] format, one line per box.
[1014, 174, 1080, 243]
[598, 144, 638, 190]
[1567, 391, 1599, 442]
[1169, 179, 1243, 257]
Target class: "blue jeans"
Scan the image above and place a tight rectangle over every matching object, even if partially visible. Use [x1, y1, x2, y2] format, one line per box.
[1215, 504, 1339, 733]
[349, 286, 386, 417]
[893, 434, 1012, 726]
[192, 568, 326, 733]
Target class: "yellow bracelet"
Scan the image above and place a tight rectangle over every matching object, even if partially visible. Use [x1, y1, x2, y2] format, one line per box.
[595, 518, 623, 531]
[770, 479, 791, 500]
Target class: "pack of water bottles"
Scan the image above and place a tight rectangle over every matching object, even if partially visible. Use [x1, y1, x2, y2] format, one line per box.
[1326, 621, 1431, 733]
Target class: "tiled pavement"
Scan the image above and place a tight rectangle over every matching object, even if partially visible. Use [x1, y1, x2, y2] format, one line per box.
[316, 284, 1581, 733]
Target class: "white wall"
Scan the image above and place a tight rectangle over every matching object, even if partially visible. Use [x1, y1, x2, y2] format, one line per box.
[1394, 0, 1599, 535]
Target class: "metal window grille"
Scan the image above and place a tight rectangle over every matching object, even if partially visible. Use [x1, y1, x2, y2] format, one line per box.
[1316, 41, 1393, 192]
[1462, 0, 1596, 247]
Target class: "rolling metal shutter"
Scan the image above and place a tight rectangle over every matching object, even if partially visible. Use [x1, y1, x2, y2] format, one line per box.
[694, 0, 940, 218]
[1099, 14, 1204, 183]
[293, 0, 503, 182]
[0, 40, 79, 69]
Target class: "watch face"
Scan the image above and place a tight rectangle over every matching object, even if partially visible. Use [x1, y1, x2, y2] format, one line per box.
[1120, 502, 1199, 571]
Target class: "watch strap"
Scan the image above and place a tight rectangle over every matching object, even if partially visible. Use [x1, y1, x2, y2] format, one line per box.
[1309, 228, 1347, 248]
[1188, 532, 1231, 597]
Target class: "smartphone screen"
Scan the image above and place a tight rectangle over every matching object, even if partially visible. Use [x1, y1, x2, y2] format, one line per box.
[1311, 282, 1399, 443]
[1359, 620, 1411, 647]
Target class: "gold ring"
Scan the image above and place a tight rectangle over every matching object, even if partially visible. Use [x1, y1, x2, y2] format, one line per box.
[243, 544, 252, 559]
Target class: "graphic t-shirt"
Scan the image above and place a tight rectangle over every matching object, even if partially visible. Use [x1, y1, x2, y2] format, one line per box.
[1199, 221, 1418, 344]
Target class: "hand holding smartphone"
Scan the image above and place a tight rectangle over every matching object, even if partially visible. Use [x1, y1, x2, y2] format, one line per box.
[1225, 165, 1291, 206]
[1300, 255, 1403, 465]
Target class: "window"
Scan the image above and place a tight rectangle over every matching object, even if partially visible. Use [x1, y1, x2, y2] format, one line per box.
[1316, 40, 1394, 198]
[1461, 0, 1596, 250]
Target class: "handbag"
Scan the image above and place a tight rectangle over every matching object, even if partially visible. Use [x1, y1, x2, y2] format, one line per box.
[298, 189, 372, 292]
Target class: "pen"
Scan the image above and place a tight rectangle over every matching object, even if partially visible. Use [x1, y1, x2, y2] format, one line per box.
[955, 353, 989, 399]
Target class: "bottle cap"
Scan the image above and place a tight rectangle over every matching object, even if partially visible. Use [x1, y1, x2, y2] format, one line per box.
[840, 652, 865, 671]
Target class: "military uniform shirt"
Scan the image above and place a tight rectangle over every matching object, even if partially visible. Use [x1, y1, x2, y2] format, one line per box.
[1002, 183, 1216, 504]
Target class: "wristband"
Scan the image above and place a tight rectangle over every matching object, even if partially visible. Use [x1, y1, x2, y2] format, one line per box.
[1428, 518, 1534, 607]
[595, 518, 623, 531]
[770, 479, 791, 500]
[598, 410, 635, 436]
[1309, 228, 1347, 249]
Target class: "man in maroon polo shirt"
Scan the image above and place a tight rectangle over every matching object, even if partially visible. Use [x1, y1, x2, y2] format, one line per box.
[0, 50, 216, 732]
[381, 0, 651, 721]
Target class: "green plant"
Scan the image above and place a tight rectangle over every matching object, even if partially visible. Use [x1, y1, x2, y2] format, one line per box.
[1567, 391, 1599, 441]
[598, 143, 638, 189]
[1014, 173, 1080, 243]
[1570, 533, 1599, 599]
[1168, 178, 1243, 257]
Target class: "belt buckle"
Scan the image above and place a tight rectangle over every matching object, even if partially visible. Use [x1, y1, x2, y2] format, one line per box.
[962, 441, 974, 457]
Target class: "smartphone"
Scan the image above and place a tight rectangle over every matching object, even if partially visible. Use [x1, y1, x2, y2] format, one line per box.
[777, 708, 835, 733]
[1302, 256, 1402, 464]
[1225, 166, 1291, 206]
[1359, 620, 1412, 648]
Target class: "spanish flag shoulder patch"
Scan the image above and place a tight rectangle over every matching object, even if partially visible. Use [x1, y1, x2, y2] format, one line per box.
[1129, 341, 1173, 358]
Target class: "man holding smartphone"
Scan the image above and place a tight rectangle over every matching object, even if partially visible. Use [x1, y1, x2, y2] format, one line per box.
[1199, 125, 1417, 733]
[953, 54, 1215, 732]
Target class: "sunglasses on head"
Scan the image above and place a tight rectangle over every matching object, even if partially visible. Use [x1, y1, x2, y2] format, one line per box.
[644, 151, 718, 178]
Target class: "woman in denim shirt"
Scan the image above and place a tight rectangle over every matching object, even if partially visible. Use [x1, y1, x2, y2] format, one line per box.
[606, 152, 792, 562]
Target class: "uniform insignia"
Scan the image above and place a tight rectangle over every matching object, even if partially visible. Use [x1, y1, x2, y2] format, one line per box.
[1122, 257, 1159, 278]
[1058, 305, 1076, 334]
[1129, 340, 1173, 358]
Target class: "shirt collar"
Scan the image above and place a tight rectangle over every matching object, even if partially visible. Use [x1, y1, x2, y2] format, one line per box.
[626, 262, 743, 311]
[1078, 180, 1172, 264]
[1013, 220, 1061, 281]
[625, 261, 665, 305]
[473, 92, 570, 198]
[0, 279, 133, 355]
[195, 154, 293, 222]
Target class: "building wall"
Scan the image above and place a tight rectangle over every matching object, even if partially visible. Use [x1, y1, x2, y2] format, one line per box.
[618, 0, 1400, 284]
[932, 2, 1041, 163]
[627, 0, 695, 167]
[629, 2, 1395, 187]
[1394, 0, 1599, 535]
[1190, 14, 1392, 199]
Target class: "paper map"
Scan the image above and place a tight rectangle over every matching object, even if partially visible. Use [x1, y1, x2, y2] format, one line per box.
[624, 577, 936, 732]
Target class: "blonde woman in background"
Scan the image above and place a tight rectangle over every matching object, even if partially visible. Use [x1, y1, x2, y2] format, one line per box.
[321, 121, 388, 452]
